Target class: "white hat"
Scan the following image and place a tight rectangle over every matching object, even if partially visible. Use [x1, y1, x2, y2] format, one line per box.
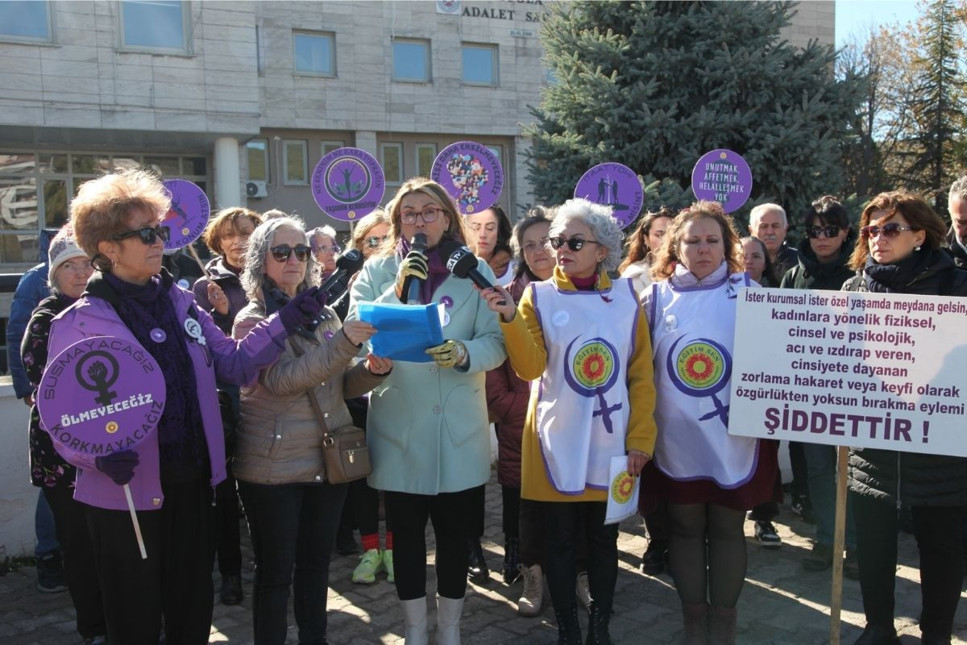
[48, 227, 88, 278]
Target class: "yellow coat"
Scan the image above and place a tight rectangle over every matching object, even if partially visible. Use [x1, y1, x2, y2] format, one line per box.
[500, 267, 658, 502]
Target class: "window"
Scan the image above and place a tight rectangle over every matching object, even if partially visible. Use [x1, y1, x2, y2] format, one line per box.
[121, 0, 187, 52]
[294, 31, 335, 76]
[0, 0, 51, 41]
[415, 144, 436, 177]
[462, 44, 498, 86]
[486, 145, 503, 168]
[247, 139, 269, 182]
[393, 39, 430, 83]
[321, 141, 344, 156]
[381, 143, 403, 185]
[283, 140, 308, 185]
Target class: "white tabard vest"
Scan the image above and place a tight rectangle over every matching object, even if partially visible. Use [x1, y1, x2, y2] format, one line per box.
[647, 272, 758, 487]
[531, 278, 639, 494]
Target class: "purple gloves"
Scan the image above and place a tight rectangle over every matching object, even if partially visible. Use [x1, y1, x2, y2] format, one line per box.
[95, 450, 139, 485]
[278, 287, 328, 335]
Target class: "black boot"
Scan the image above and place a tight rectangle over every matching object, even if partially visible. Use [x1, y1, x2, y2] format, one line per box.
[503, 537, 521, 584]
[585, 602, 612, 645]
[467, 538, 490, 584]
[554, 605, 582, 645]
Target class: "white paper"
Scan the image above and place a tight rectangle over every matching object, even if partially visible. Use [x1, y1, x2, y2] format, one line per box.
[604, 455, 639, 525]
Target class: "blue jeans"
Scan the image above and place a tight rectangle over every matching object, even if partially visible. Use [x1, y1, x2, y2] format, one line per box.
[803, 443, 855, 549]
[35, 490, 60, 557]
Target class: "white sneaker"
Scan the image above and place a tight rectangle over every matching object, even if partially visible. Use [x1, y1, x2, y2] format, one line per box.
[575, 570, 591, 612]
[517, 564, 543, 617]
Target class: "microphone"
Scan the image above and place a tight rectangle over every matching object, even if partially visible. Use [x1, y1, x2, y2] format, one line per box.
[306, 249, 365, 332]
[402, 233, 427, 304]
[439, 240, 506, 305]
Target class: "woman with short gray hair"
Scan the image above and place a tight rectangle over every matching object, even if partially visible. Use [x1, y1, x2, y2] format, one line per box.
[479, 198, 658, 644]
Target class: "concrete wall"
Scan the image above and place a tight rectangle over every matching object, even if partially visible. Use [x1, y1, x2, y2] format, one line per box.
[0, 376, 38, 558]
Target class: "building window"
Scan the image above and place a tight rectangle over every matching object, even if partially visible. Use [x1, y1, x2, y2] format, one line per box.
[283, 140, 308, 185]
[120, 0, 188, 53]
[415, 144, 436, 177]
[393, 39, 430, 83]
[462, 44, 498, 86]
[321, 141, 344, 156]
[294, 31, 335, 76]
[0, 0, 51, 42]
[247, 140, 269, 182]
[486, 145, 503, 167]
[381, 143, 403, 185]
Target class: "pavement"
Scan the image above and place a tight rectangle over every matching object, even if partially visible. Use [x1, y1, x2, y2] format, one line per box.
[2, 471, 967, 644]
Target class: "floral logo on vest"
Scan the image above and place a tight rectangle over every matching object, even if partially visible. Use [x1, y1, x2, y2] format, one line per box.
[564, 336, 622, 434]
[610, 470, 636, 504]
[667, 336, 732, 426]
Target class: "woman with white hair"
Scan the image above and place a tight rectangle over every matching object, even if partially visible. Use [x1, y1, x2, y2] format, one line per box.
[480, 198, 657, 645]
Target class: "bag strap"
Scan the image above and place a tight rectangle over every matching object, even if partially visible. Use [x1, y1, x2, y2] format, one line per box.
[288, 338, 334, 445]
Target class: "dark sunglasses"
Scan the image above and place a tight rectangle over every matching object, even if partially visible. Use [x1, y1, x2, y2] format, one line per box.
[270, 244, 312, 263]
[365, 235, 387, 248]
[113, 225, 170, 245]
[860, 222, 915, 240]
[806, 225, 841, 239]
[548, 236, 600, 252]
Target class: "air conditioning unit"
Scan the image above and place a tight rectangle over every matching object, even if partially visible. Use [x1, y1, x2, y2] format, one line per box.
[246, 180, 267, 198]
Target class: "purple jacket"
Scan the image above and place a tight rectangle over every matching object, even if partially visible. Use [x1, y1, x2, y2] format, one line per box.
[44, 274, 288, 511]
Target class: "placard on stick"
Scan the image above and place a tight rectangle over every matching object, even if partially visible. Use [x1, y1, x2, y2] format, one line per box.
[431, 141, 503, 215]
[690, 149, 753, 213]
[311, 147, 385, 222]
[574, 162, 643, 229]
[162, 179, 210, 250]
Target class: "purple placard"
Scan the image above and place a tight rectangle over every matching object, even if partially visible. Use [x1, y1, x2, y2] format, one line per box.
[431, 141, 503, 215]
[37, 336, 166, 456]
[311, 148, 385, 222]
[574, 163, 643, 229]
[690, 149, 753, 213]
[162, 179, 211, 250]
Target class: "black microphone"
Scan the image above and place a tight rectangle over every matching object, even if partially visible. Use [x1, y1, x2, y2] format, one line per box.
[402, 233, 427, 304]
[439, 240, 506, 305]
[306, 249, 365, 332]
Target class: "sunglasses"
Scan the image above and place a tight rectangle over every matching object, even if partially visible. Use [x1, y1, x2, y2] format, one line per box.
[270, 244, 312, 263]
[860, 222, 915, 240]
[548, 236, 600, 251]
[806, 225, 841, 239]
[113, 225, 170, 245]
[365, 235, 387, 248]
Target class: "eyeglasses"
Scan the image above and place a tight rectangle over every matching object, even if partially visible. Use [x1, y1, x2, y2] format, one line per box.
[58, 259, 94, 274]
[365, 235, 387, 248]
[113, 225, 170, 245]
[860, 222, 915, 240]
[400, 207, 444, 225]
[313, 244, 340, 255]
[548, 236, 600, 251]
[806, 225, 842, 239]
[270, 244, 312, 263]
[522, 238, 550, 253]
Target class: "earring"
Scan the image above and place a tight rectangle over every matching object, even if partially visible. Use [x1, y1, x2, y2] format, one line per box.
[915, 245, 922, 252]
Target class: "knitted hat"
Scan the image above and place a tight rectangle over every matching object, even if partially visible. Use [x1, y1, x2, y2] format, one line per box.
[48, 226, 88, 277]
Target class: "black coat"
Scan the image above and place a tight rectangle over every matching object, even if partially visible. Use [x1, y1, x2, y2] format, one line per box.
[780, 232, 856, 292]
[944, 227, 967, 269]
[844, 249, 967, 506]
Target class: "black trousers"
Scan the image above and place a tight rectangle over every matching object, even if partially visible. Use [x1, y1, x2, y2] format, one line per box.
[214, 472, 242, 575]
[43, 487, 106, 640]
[851, 492, 964, 639]
[518, 496, 546, 567]
[239, 480, 347, 645]
[543, 501, 618, 615]
[85, 478, 215, 645]
[386, 488, 477, 600]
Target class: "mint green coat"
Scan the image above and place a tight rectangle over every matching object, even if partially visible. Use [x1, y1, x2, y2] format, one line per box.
[348, 255, 506, 495]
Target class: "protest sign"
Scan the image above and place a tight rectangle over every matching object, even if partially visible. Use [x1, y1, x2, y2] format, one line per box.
[574, 162, 643, 229]
[729, 288, 967, 456]
[690, 149, 753, 213]
[311, 147, 385, 222]
[431, 141, 503, 215]
[162, 179, 210, 250]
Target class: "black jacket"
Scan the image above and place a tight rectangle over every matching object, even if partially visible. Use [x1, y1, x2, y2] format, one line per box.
[780, 232, 856, 292]
[944, 227, 967, 269]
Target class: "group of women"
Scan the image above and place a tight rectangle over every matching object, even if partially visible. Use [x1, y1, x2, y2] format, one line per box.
[22, 165, 965, 645]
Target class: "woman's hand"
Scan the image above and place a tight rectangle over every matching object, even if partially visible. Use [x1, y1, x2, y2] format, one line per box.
[627, 449, 650, 477]
[365, 353, 393, 375]
[341, 320, 377, 346]
[207, 282, 229, 316]
[479, 284, 516, 322]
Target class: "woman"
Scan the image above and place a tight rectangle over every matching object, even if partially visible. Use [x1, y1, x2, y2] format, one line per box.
[480, 198, 656, 645]
[618, 207, 674, 296]
[643, 201, 776, 645]
[232, 216, 391, 645]
[485, 207, 553, 614]
[350, 209, 391, 257]
[310, 224, 340, 282]
[739, 236, 778, 288]
[779, 196, 860, 577]
[192, 206, 263, 606]
[44, 169, 325, 645]
[467, 204, 515, 283]
[844, 191, 967, 645]
[22, 227, 102, 644]
[348, 177, 505, 645]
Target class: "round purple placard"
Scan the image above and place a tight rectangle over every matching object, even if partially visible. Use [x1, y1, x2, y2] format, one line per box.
[690, 150, 753, 213]
[312, 148, 385, 222]
[37, 336, 166, 456]
[431, 141, 503, 215]
[162, 179, 210, 250]
[574, 163, 643, 229]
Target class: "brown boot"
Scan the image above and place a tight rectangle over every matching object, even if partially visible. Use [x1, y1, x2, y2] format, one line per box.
[708, 605, 737, 645]
[681, 602, 708, 645]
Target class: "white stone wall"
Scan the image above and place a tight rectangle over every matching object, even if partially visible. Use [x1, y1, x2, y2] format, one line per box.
[0, 378, 38, 558]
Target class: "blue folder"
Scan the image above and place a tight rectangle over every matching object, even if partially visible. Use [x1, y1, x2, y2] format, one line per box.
[357, 302, 445, 363]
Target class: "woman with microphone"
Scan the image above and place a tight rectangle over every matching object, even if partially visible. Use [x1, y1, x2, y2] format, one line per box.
[348, 177, 506, 645]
